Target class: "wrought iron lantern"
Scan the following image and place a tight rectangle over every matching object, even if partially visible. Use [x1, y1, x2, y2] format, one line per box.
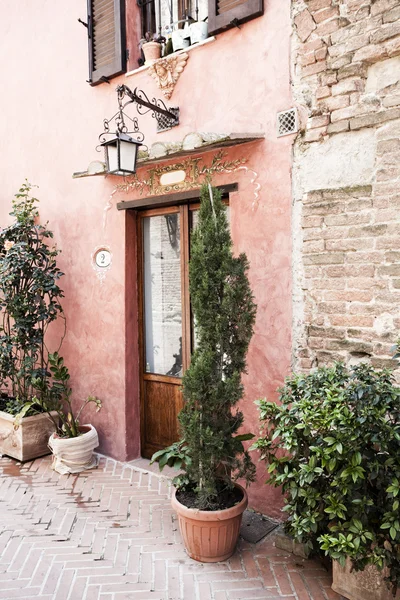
[101, 132, 141, 176]
[98, 85, 179, 176]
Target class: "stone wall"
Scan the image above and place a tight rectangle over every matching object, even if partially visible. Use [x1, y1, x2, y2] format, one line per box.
[291, 0, 400, 373]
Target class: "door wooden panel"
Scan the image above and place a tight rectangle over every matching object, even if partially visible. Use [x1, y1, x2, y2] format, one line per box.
[142, 376, 183, 458]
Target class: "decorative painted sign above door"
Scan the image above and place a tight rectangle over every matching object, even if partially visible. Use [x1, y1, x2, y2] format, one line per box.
[116, 151, 247, 196]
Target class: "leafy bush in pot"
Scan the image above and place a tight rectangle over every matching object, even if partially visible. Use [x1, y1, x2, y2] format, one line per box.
[0, 182, 65, 413]
[253, 363, 400, 594]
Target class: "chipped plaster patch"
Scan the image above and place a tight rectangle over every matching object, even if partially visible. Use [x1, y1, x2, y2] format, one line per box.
[296, 129, 377, 193]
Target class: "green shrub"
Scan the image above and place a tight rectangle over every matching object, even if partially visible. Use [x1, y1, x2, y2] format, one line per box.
[0, 182, 64, 408]
[253, 363, 400, 594]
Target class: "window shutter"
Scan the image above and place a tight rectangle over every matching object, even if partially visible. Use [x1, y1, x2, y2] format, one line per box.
[208, 0, 263, 36]
[87, 0, 126, 86]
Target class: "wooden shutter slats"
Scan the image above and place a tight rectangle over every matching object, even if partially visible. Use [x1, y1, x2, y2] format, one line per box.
[93, 0, 114, 11]
[217, 0, 247, 12]
[93, 25, 115, 40]
[208, 0, 263, 35]
[88, 0, 126, 85]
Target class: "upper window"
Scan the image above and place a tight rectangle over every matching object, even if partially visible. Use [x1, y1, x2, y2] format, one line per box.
[87, 0, 127, 86]
[85, 0, 263, 84]
[151, 0, 263, 40]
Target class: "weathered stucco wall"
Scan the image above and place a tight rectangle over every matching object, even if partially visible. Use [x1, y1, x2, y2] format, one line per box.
[292, 0, 400, 374]
[0, 0, 294, 516]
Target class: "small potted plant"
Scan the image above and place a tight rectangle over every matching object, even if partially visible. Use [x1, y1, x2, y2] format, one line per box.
[139, 32, 165, 65]
[17, 352, 102, 474]
[152, 182, 257, 562]
[253, 362, 400, 599]
[0, 182, 63, 461]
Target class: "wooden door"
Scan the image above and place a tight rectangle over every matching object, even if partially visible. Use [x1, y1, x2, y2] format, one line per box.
[138, 206, 191, 458]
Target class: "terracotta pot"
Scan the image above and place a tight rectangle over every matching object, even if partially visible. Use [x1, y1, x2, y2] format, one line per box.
[142, 42, 161, 64]
[48, 424, 99, 474]
[332, 558, 400, 600]
[0, 409, 57, 461]
[171, 484, 247, 562]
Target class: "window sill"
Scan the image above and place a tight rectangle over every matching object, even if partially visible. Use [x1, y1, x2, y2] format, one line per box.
[125, 36, 216, 79]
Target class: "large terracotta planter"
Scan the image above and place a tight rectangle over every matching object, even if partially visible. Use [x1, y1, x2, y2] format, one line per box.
[0, 411, 57, 462]
[332, 558, 400, 600]
[0, 409, 57, 461]
[48, 424, 99, 474]
[171, 484, 247, 562]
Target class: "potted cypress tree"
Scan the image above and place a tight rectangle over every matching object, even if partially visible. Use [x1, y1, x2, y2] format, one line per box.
[152, 182, 257, 562]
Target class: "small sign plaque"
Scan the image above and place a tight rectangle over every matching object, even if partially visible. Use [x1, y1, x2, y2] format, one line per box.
[94, 249, 112, 268]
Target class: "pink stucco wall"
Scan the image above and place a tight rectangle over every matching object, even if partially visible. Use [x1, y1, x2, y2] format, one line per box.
[0, 0, 293, 517]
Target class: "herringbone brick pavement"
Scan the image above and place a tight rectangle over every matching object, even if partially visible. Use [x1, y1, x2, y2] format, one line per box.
[0, 455, 344, 600]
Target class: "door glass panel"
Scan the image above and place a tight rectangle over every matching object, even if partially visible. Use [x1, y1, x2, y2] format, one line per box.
[189, 206, 230, 351]
[143, 214, 182, 377]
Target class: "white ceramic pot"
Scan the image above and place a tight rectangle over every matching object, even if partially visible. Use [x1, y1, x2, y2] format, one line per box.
[48, 424, 99, 474]
[172, 29, 190, 51]
[189, 22, 208, 44]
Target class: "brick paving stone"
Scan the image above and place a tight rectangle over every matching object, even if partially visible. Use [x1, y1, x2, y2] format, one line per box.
[0, 455, 345, 600]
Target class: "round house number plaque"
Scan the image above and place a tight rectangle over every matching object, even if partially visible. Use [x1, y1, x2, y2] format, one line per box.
[94, 249, 112, 268]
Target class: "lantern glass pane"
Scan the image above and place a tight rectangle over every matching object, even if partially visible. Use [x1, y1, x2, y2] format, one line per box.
[120, 139, 138, 173]
[107, 142, 119, 173]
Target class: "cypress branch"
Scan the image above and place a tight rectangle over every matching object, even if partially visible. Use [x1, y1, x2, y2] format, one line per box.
[179, 183, 257, 509]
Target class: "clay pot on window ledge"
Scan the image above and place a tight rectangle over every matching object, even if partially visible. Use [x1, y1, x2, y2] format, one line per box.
[332, 558, 400, 600]
[48, 424, 99, 475]
[171, 483, 247, 562]
[142, 42, 162, 65]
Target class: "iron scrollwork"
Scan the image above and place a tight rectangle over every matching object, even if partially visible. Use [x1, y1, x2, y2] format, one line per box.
[97, 84, 179, 153]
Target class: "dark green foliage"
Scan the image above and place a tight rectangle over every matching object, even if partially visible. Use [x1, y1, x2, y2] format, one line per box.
[0, 182, 65, 408]
[253, 363, 400, 595]
[178, 183, 257, 509]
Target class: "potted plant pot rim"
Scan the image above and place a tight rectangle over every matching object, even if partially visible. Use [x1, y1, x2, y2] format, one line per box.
[171, 483, 248, 563]
[48, 423, 99, 475]
[0, 409, 58, 462]
[142, 41, 162, 64]
[332, 558, 400, 600]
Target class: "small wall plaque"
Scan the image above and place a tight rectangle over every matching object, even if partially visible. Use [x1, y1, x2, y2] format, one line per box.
[94, 249, 112, 268]
[160, 170, 186, 187]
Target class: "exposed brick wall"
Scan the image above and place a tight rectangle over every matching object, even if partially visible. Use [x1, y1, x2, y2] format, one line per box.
[291, 0, 400, 374]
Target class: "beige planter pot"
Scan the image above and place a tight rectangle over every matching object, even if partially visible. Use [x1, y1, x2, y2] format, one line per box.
[142, 42, 161, 64]
[332, 558, 400, 600]
[0, 409, 57, 462]
[171, 484, 247, 563]
[48, 424, 99, 474]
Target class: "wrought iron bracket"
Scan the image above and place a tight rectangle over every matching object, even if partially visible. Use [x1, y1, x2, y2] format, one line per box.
[116, 84, 180, 130]
[97, 84, 180, 153]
